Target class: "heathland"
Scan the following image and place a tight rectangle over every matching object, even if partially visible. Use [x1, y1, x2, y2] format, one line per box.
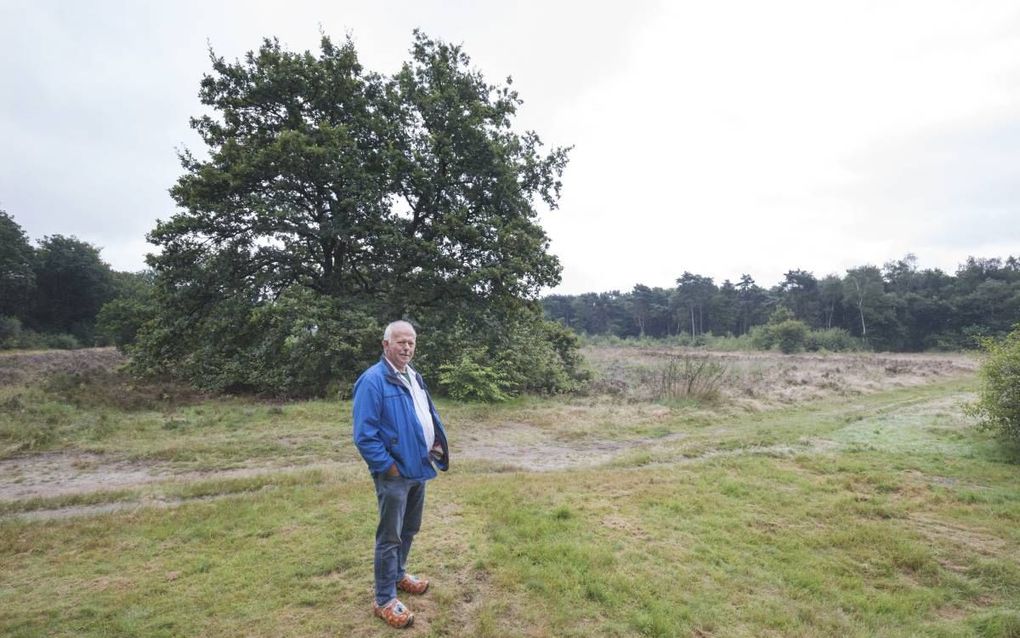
[1, 346, 1018, 637]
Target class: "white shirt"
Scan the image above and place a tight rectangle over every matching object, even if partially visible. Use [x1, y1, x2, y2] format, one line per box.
[386, 358, 436, 452]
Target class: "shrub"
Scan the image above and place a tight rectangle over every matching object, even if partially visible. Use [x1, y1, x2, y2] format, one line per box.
[701, 333, 756, 351]
[749, 315, 861, 355]
[44, 333, 80, 350]
[805, 327, 863, 352]
[497, 318, 589, 395]
[772, 320, 808, 354]
[749, 310, 809, 354]
[657, 354, 728, 402]
[438, 349, 509, 402]
[0, 315, 21, 348]
[749, 324, 774, 350]
[968, 325, 1020, 442]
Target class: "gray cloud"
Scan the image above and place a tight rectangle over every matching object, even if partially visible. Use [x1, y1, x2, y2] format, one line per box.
[2, 0, 1018, 292]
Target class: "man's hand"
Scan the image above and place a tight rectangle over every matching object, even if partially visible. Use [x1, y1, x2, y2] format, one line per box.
[386, 463, 400, 478]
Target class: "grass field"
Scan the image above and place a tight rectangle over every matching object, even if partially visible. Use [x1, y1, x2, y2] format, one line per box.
[1, 348, 1018, 637]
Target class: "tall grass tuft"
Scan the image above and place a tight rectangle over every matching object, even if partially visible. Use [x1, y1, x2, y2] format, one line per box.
[657, 354, 728, 402]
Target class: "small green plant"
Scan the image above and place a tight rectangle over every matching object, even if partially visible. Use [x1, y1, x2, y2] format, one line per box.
[968, 325, 1020, 442]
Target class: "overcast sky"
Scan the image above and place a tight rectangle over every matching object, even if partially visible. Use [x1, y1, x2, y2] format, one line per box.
[2, 0, 1019, 294]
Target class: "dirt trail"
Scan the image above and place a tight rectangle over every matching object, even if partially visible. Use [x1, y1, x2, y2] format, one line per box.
[0, 453, 353, 502]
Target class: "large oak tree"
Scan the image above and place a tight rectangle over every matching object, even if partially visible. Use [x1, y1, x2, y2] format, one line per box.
[136, 32, 577, 395]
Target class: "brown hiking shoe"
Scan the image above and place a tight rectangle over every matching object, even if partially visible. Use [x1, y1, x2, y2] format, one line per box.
[373, 598, 414, 628]
[397, 573, 430, 595]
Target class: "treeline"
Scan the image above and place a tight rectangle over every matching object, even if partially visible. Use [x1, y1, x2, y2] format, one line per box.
[542, 255, 1020, 351]
[0, 209, 148, 349]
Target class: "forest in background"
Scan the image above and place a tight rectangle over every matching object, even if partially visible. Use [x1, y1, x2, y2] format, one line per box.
[5, 201, 1020, 358]
[542, 255, 1020, 352]
[0, 209, 149, 350]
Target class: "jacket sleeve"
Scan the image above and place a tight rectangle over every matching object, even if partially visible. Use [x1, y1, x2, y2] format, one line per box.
[352, 372, 395, 474]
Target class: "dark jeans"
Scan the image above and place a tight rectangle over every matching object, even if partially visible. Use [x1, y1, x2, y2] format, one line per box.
[372, 473, 426, 606]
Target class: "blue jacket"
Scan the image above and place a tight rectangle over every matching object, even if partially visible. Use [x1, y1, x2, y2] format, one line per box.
[352, 357, 450, 479]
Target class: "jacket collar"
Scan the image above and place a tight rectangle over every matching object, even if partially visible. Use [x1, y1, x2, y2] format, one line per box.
[380, 356, 417, 388]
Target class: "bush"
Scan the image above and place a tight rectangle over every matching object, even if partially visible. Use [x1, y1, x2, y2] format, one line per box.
[749, 324, 774, 350]
[968, 325, 1020, 442]
[657, 354, 728, 402]
[438, 349, 509, 402]
[750, 316, 862, 355]
[701, 333, 756, 351]
[43, 333, 80, 350]
[0, 320, 86, 351]
[805, 327, 863, 352]
[772, 320, 808, 354]
[0, 315, 21, 348]
[422, 312, 588, 399]
[496, 318, 589, 395]
[749, 310, 809, 354]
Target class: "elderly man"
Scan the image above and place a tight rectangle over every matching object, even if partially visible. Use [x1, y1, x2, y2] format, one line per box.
[352, 320, 450, 628]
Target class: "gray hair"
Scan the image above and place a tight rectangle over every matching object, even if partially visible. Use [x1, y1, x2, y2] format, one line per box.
[382, 320, 416, 341]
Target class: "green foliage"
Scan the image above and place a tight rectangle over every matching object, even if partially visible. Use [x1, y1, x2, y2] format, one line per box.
[131, 286, 380, 397]
[745, 310, 862, 354]
[96, 271, 156, 349]
[751, 308, 810, 354]
[438, 349, 509, 402]
[969, 325, 1020, 442]
[0, 209, 157, 349]
[0, 315, 22, 347]
[495, 316, 589, 395]
[545, 255, 1020, 353]
[0, 209, 36, 319]
[417, 310, 587, 399]
[805, 327, 863, 352]
[44, 333, 80, 350]
[0, 317, 80, 350]
[136, 31, 574, 397]
[773, 319, 809, 354]
[31, 235, 115, 343]
[96, 297, 151, 349]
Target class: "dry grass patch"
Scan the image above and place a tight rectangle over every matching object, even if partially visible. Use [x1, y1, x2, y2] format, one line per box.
[582, 345, 977, 408]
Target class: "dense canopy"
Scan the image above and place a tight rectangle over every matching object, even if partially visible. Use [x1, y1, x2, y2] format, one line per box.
[134, 32, 581, 396]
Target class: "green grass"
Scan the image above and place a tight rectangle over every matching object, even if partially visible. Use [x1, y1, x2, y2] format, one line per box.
[1, 367, 1018, 636]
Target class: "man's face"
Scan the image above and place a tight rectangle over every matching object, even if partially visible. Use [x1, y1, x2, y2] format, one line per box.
[382, 325, 416, 370]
